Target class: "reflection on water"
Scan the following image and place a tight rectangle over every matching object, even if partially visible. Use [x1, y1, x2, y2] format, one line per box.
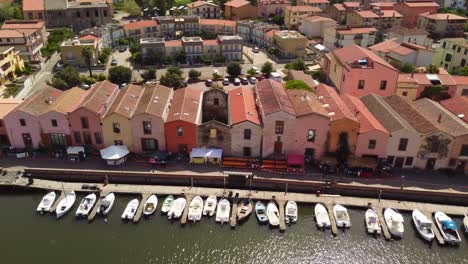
[1, 193, 467, 264]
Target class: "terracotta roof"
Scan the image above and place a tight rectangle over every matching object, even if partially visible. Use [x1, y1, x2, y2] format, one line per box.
[1, 20, 45, 30]
[404, 1, 439, 7]
[315, 83, 358, 122]
[452, 75, 468, 85]
[336, 27, 377, 34]
[440, 96, 468, 124]
[166, 88, 202, 124]
[419, 13, 467, 20]
[333, 44, 396, 71]
[265, 29, 280, 38]
[258, 0, 291, 4]
[50, 87, 88, 114]
[285, 5, 322, 12]
[286, 89, 328, 118]
[0, 28, 37, 38]
[22, 0, 44, 11]
[288, 70, 317, 87]
[123, 20, 157, 31]
[370, 2, 395, 9]
[342, 2, 360, 8]
[78, 81, 119, 115]
[355, 10, 402, 18]
[200, 19, 236, 27]
[332, 4, 346, 11]
[389, 26, 428, 36]
[225, 0, 252, 8]
[370, 38, 429, 56]
[14, 86, 63, 116]
[383, 95, 438, 134]
[79, 34, 101, 42]
[0, 99, 21, 119]
[414, 98, 468, 137]
[203, 39, 218, 46]
[134, 85, 172, 118]
[229, 87, 260, 126]
[303, 16, 336, 23]
[256, 79, 295, 117]
[342, 94, 388, 134]
[187, 0, 219, 8]
[301, 0, 329, 3]
[165, 40, 182, 47]
[104, 84, 144, 119]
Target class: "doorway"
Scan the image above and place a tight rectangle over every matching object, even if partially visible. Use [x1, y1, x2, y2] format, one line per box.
[274, 137, 282, 154]
[394, 157, 404, 168]
[425, 158, 436, 170]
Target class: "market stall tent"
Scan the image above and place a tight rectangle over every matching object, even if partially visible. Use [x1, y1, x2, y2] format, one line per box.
[287, 154, 305, 173]
[66, 146, 86, 162]
[100, 145, 130, 165]
[190, 148, 223, 164]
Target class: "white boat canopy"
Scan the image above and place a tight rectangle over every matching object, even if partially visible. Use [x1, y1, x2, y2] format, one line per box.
[100, 145, 129, 165]
[190, 148, 223, 164]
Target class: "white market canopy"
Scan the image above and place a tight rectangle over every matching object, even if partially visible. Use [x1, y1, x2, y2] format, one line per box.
[66, 146, 85, 155]
[190, 148, 223, 159]
[100, 145, 129, 160]
[314, 44, 327, 51]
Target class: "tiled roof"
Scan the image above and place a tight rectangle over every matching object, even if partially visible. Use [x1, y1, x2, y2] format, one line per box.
[51, 87, 87, 114]
[22, 0, 44, 11]
[15, 86, 63, 116]
[355, 10, 402, 18]
[383, 95, 438, 134]
[315, 83, 358, 122]
[123, 20, 157, 31]
[303, 16, 336, 23]
[404, 1, 439, 7]
[419, 13, 467, 20]
[1, 20, 45, 30]
[104, 84, 144, 119]
[200, 19, 236, 27]
[258, 0, 292, 4]
[256, 79, 295, 117]
[342, 2, 359, 8]
[336, 27, 377, 34]
[0, 99, 21, 119]
[288, 70, 317, 88]
[134, 84, 172, 118]
[341, 94, 388, 134]
[166, 88, 202, 124]
[286, 89, 328, 118]
[333, 44, 396, 71]
[285, 5, 322, 12]
[203, 39, 218, 45]
[302, 0, 329, 3]
[0, 28, 37, 38]
[225, 0, 252, 8]
[187, 0, 219, 8]
[452, 75, 468, 85]
[79, 34, 101, 42]
[265, 29, 280, 38]
[369, 38, 429, 56]
[229, 87, 260, 126]
[333, 3, 346, 11]
[440, 96, 468, 124]
[165, 40, 182, 47]
[389, 26, 428, 36]
[79, 81, 119, 115]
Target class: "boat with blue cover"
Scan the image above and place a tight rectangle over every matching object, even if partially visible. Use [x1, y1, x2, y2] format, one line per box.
[255, 201, 268, 224]
[434, 211, 461, 245]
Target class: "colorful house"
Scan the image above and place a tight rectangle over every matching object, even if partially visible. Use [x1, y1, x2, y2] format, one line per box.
[229, 87, 262, 157]
[0, 47, 24, 86]
[342, 94, 389, 159]
[164, 88, 202, 154]
[0, 99, 20, 146]
[224, 0, 258, 21]
[396, 73, 459, 100]
[68, 81, 120, 150]
[369, 39, 434, 68]
[257, 0, 291, 18]
[440, 96, 468, 124]
[131, 85, 173, 153]
[394, 0, 439, 28]
[102, 84, 144, 151]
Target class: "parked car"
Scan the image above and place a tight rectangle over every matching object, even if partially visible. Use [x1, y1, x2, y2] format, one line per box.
[80, 84, 90, 90]
[111, 58, 118, 66]
[234, 78, 241, 85]
[205, 79, 213, 87]
[53, 61, 64, 72]
[119, 46, 127, 52]
[222, 78, 229, 85]
[253, 46, 259, 53]
[240, 77, 248, 85]
[249, 77, 257, 84]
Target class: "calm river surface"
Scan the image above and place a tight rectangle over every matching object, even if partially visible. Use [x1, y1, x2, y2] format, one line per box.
[1, 192, 467, 264]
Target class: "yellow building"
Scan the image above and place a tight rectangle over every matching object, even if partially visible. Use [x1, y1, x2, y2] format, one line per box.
[284, 5, 322, 28]
[0, 46, 24, 86]
[60, 35, 102, 67]
[273, 30, 308, 58]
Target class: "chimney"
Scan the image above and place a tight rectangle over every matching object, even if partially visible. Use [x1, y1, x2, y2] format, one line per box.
[437, 114, 442, 123]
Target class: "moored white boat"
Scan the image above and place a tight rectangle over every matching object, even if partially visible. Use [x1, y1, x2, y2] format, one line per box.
[188, 195, 203, 222]
[267, 202, 279, 227]
[237, 199, 253, 222]
[412, 209, 434, 242]
[97, 193, 115, 216]
[216, 198, 230, 224]
[285, 201, 298, 224]
[143, 194, 158, 216]
[167, 197, 186, 220]
[202, 195, 217, 216]
[36, 191, 56, 213]
[121, 199, 139, 220]
[464, 214, 468, 234]
[55, 191, 76, 219]
[315, 203, 330, 229]
[434, 211, 462, 245]
[75, 193, 97, 218]
[161, 195, 174, 214]
[365, 208, 381, 235]
[384, 208, 404, 238]
[333, 204, 351, 228]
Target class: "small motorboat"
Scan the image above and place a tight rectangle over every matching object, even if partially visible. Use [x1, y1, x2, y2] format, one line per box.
[464, 214, 468, 234]
[188, 196, 203, 222]
[333, 204, 351, 228]
[121, 199, 139, 220]
[75, 193, 97, 218]
[36, 191, 56, 213]
[202, 195, 217, 216]
[412, 209, 434, 242]
[143, 194, 158, 217]
[161, 195, 174, 214]
[56, 191, 76, 219]
[315, 203, 330, 229]
[255, 201, 268, 224]
[237, 199, 253, 222]
[384, 208, 404, 238]
[365, 208, 381, 235]
[167, 197, 186, 220]
[434, 211, 462, 245]
[216, 198, 230, 224]
[285, 201, 298, 224]
[267, 202, 279, 227]
[97, 193, 115, 216]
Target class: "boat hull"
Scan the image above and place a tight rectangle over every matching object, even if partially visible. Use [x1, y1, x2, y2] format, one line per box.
[314, 204, 330, 229]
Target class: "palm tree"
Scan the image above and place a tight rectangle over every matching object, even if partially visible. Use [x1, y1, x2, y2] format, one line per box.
[81, 46, 93, 78]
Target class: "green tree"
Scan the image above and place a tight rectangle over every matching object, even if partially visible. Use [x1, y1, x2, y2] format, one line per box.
[398, 62, 417, 73]
[167, 66, 183, 76]
[122, 0, 141, 16]
[272, 15, 284, 25]
[108, 66, 132, 85]
[427, 64, 439, 74]
[160, 72, 185, 89]
[98, 47, 112, 64]
[41, 28, 74, 57]
[175, 51, 187, 64]
[450, 66, 468, 76]
[247, 68, 257, 77]
[226, 62, 242, 77]
[285, 58, 306, 71]
[336, 132, 351, 164]
[285, 80, 313, 92]
[420, 85, 444, 99]
[49, 66, 81, 90]
[81, 46, 94, 78]
[141, 68, 156, 80]
[214, 54, 226, 63]
[261, 61, 274, 76]
[312, 70, 323, 81]
[188, 69, 201, 79]
[0, 2, 23, 22]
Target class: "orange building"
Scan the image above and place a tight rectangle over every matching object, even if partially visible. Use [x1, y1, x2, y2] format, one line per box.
[224, 0, 258, 20]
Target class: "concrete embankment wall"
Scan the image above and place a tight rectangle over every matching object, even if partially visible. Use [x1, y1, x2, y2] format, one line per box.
[22, 168, 468, 206]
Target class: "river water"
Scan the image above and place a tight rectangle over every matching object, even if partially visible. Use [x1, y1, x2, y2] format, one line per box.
[1, 192, 467, 264]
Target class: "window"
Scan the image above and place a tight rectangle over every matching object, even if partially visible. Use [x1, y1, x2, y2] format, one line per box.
[76, 11, 80, 18]
[38, 12, 43, 19]
[275, 121, 284, 134]
[430, 140, 440, 153]
[243, 147, 252, 157]
[177, 126, 183, 137]
[368, 140, 376, 149]
[81, 117, 89, 129]
[358, 80, 365, 89]
[210, 128, 217, 138]
[28, 13, 33, 19]
[398, 138, 408, 151]
[405, 157, 413, 166]
[387, 155, 394, 164]
[103, 10, 107, 17]
[445, 54, 452, 62]
[460, 145, 468, 156]
[86, 11, 90, 17]
[213, 98, 219, 105]
[92, 133, 102, 144]
[112, 123, 120, 133]
[74, 132, 82, 143]
[457, 47, 461, 53]
[142, 138, 157, 151]
[83, 132, 92, 145]
[461, 59, 466, 67]
[244, 129, 251, 140]
[449, 158, 457, 166]
[95, 10, 99, 17]
[51, 119, 58, 127]
[49, 133, 66, 146]
[19, 118, 26, 126]
[402, 91, 408, 96]
[380, 80, 387, 90]
[143, 121, 152, 135]
[307, 129, 316, 142]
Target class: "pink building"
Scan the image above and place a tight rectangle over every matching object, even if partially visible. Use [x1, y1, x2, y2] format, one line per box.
[0, 99, 20, 146]
[342, 94, 389, 159]
[322, 44, 399, 98]
[131, 84, 173, 153]
[68, 81, 119, 150]
[394, 1, 439, 28]
[397, 73, 459, 100]
[257, 0, 291, 18]
[256, 79, 296, 158]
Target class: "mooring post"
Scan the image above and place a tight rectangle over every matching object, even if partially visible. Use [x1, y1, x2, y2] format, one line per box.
[378, 190, 382, 202]
[190, 176, 193, 189]
[285, 182, 288, 194]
